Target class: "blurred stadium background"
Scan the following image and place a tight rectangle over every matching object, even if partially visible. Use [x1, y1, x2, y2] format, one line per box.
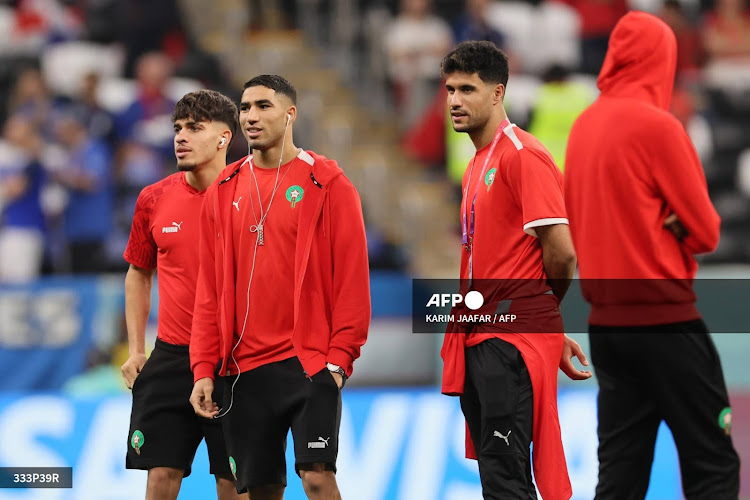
[0, 0, 749, 498]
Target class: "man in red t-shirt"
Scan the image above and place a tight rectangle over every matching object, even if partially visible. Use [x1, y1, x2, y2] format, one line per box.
[121, 90, 245, 500]
[189, 75, 370, 500]
[439, 41, 591, 500]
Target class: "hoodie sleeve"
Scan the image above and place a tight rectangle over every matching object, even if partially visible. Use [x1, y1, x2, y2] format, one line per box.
[326, 176, 371, 377]
[649, 117, 720, 254]
[190, 187, 221, 382]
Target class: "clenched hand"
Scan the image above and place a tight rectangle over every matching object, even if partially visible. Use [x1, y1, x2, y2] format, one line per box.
[190, 377, 219, 418]
[121, 353, 147, 389]
[664, 213, 688, 241]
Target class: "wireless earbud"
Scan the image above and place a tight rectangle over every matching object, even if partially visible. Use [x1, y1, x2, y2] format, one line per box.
[220, 137, 227, 146]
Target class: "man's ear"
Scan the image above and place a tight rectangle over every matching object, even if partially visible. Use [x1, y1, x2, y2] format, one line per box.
[494, 84, 505, 105]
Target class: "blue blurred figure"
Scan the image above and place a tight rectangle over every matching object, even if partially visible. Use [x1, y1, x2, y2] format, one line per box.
[0, 115, 47, 283]
[452, 0, 505, 46]
[53, 106, 113, 273]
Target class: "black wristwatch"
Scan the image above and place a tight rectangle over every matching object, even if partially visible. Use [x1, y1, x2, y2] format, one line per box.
[327, 363, 347, 387]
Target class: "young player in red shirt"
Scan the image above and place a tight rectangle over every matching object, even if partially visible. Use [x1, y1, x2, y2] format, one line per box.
[565, 12, 740, 499]
[439, 41, 591, 500]
[189, 75, 370, 500]
[121, 90, 245, 500]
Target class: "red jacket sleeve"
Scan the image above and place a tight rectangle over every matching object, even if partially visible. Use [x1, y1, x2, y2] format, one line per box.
[326, 176, 371, 376]
[190, 188, 221, 382]
[649, 117, 720, 254]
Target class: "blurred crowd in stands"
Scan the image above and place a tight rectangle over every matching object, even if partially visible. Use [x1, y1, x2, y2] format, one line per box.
[0, 0, 238, 282]
[1, 0, 750, 285]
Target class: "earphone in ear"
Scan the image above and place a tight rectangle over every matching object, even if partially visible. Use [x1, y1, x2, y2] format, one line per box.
[220, 137, 227, 146]
[286, 113, 291, 125]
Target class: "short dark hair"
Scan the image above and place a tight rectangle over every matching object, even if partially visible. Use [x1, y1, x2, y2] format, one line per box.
[243, 75, 297, 105]
[172, 89, 238, 138]
[441, 41, 510, 87]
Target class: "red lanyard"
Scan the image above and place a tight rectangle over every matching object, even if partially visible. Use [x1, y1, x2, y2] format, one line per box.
[461, 119, 510, 251]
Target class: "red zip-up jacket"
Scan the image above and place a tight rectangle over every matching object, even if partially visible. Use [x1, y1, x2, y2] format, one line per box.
[565, 12, 720, 326]
[190, 151, 371, 382]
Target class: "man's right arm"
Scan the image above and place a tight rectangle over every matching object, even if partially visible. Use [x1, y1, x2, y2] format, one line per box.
[189, 194, 221, 418]
[190, 193, 220, 382]
[122, 264, 155, 388]
[651, 118, 720, 254]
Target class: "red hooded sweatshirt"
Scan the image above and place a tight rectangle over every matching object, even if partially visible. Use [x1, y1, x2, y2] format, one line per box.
[564, 12, 720, 326]
[190, 151, 371, 382]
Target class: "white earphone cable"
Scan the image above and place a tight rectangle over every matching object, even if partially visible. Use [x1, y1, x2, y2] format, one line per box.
[215, 115, 293, 418]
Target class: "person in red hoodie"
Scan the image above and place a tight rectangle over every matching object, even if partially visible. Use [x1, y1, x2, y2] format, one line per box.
[439, 41, 592, 500]
[565, 12, 740, 500]
[188, 75, 370, 500]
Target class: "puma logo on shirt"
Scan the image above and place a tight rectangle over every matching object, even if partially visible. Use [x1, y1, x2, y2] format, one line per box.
[162, 221, 183, 233]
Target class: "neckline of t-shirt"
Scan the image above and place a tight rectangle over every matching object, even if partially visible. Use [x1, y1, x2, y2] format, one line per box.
[179, 171, 203, 195]
[473, 120, 513, 157]
[248, 150, 303, 175]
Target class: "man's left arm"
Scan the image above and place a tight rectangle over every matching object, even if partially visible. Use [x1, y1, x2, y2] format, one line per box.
[536, 223, 576, 303]
[505, 149, 590, 380]
[536, 223, 591, 380]
[327, 177, 371, 380]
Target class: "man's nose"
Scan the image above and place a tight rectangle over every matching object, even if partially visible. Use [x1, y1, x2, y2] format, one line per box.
[245, 109, 260, 123]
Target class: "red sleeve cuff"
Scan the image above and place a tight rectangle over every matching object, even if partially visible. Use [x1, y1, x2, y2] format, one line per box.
[123, 253, 155, 270]
[193, 361, 216, 383]
[327, 348, 355, 377]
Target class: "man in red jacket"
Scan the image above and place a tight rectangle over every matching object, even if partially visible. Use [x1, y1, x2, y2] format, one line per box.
[439, 41, 592, 500]
[565, 12, 740, 500]
[188, 75, 370, 500]
[121, 90, 244, 500]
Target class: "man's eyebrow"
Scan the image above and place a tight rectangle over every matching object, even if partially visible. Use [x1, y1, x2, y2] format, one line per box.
[240, 99, 273, 107]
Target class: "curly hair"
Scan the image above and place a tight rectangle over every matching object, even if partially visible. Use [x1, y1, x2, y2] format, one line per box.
[172, 89, 239, 138]
[441, 41, 509, 87]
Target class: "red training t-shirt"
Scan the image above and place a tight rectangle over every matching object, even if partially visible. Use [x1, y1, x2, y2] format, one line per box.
[229, 152, 311, 375]
[124, 172, 206, 346]
[461, 122, 568, 345]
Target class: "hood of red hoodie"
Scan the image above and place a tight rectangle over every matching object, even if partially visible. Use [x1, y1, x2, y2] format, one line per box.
[597, 11, 677, 110]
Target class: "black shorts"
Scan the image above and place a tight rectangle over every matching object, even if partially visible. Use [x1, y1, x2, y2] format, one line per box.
[220, 356, 342, 492]
[460, 337, 537, 500]
[126, 339, 231, 477]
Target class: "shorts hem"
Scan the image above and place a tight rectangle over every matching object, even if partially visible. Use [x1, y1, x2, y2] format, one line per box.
[240, 475, 288, 492]
[208, 467, 233, 476]
[294, 455, 338, 465]
[125, 460, 191, 477]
